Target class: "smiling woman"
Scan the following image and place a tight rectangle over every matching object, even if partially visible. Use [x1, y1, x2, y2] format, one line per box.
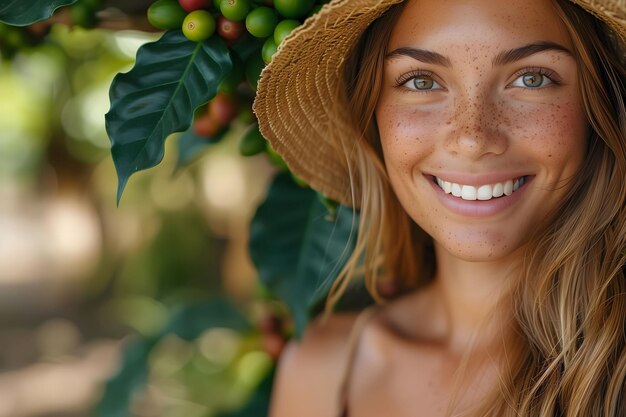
[253, 0, 626, 416]
[376, 0, 589, 262]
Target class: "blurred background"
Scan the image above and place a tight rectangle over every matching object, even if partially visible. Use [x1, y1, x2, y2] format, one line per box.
[0, 17, 282, 417]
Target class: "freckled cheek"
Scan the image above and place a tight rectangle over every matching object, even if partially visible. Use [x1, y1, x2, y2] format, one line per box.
[376, 104, 446, 169]
[508, 101, 588, 169]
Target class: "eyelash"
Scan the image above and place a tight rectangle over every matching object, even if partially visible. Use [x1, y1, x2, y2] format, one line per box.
[510, 66, 561, 88]
[393, 66, 561, 93]
[394, 70, 440, 94]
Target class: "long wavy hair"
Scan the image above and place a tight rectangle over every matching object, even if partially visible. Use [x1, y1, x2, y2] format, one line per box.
[325, 0, 626, 416]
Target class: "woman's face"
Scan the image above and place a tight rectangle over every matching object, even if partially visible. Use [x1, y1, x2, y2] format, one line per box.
[375, 0, 588, 262]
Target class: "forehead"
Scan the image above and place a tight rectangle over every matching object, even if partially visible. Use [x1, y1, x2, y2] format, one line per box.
[388, 0, 573, 52]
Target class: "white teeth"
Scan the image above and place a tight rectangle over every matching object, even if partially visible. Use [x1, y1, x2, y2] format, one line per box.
[451, 183, 462, 197]
[493, 183, 504, 197]
[503, 180, 513, 196]
[476, 184, 492, 200]
[435, 176, 526, 201]
[461, 185, 477, 200]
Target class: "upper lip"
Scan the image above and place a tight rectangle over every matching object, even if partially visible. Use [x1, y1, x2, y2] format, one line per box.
[425, 172, 533, 186]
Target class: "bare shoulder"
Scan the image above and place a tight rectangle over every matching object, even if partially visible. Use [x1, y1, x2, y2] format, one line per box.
[268, 289, 439, 417]
[269, 311, 361, 417]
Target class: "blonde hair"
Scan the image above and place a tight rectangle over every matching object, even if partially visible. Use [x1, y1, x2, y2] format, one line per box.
[325, 0, 626, 416]
[325, 2, 423, 311]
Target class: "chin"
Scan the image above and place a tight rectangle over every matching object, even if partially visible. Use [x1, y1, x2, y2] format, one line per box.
[432, 228, 526, 263]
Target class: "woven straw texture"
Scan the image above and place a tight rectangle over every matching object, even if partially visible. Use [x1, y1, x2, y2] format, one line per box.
[253, 0, 626, 207]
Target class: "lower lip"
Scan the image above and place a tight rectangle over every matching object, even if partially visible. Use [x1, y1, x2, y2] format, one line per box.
[426, 174, 533, 217]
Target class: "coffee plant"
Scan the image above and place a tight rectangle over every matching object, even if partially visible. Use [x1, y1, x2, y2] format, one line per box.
[0, 1, 371, 416]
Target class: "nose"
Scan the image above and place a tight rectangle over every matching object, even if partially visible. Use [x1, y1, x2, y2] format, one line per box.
[444, 94, 509, 159]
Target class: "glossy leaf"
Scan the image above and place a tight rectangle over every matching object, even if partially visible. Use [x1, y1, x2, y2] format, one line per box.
[106, 31, 232, 204]
[249, 172, 359, 338]
[0, 0, 77, 25]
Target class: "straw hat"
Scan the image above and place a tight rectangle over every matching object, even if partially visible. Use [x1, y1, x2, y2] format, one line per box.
[253, 0, 626, 208]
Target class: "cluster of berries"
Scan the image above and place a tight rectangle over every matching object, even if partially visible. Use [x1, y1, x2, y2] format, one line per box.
[147, 0, 325, 168]
[148, 0, 324, 63]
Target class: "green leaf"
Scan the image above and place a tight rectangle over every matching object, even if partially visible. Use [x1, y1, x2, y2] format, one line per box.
[106, 31, 232, 204]
[249, 172, 359, 338]
[96, 337, 157, 417]
[0, 0, 77, 26]
[175, 126, 226, 170]
[165, 297, 252, 341]
[229, 34, 264, 62]
[96, 297, 250, 417]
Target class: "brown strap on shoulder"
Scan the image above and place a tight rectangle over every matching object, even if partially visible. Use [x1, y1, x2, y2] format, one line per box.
[336, 305, 380, 417]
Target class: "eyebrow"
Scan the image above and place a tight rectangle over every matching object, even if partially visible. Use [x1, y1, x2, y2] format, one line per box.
[385, 41, 573, 67]
[385, 47, 452, 66]
[493, 41, 573, 66]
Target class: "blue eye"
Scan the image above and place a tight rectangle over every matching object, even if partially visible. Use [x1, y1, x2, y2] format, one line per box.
[510, 71, 555, 88]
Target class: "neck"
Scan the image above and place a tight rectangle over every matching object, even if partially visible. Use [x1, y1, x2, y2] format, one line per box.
[428, 241, 522, 355]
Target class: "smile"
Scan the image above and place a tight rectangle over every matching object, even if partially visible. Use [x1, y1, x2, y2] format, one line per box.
[434, 176, 528, 201]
